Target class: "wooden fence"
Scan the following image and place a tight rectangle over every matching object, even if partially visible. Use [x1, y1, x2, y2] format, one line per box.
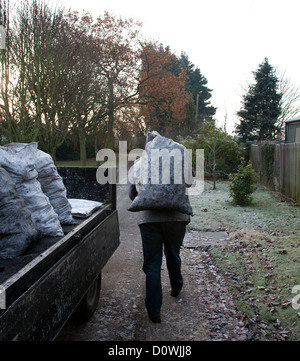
[250, 142, 300, 203]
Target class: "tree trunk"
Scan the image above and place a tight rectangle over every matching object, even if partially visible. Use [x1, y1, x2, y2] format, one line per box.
[212, 152, 216, 190]
[79, 124, 87, 166]
[107, 78, 115, 150]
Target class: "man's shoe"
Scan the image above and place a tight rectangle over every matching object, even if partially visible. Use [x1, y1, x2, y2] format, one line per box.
[171, 287, 182, 297]
[148, 314, 161, 323]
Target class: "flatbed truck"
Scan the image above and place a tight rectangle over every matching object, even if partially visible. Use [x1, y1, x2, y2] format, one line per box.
[0, 167, 120, 341]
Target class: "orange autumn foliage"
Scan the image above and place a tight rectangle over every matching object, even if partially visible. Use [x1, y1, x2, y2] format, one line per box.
[139, 43, 189, 134]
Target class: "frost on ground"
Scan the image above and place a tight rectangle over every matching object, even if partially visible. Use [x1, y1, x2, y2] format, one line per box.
[58, 247, 249, 341]
[189, 181, 300, 235]
[190, 181, 300, 341]
[58, 183, 300, 341]
[182, 248, 249, 341]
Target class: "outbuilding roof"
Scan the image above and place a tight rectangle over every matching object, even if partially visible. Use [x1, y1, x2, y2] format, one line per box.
[285, 116, 300, 124]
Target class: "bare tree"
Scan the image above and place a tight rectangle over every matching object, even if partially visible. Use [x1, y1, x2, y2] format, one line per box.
[5, 0, 71, 158]
[277, 70, 300, 129]
[61, 11, 107, 165]
[0, 0, 13, 144]
[91, 12, 142, 150]
[2, 1, 104, 161]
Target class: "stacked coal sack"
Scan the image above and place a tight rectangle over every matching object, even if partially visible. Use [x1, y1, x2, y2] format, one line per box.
[31, 145, 76, 225]
[0, 143, 75, 259]
[0, 167, 39, 259]
[128, 131, 193, 215]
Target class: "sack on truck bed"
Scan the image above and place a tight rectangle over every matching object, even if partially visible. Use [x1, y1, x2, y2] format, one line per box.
[31, 144, 76, 225]
[128, 132, 193, 216]
[0, 167, 39, 259]
[3, 143, 75, 225]
[0, 145, 64, 237]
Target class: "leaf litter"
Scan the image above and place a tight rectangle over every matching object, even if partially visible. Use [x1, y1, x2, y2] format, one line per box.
[58, 182, 300, 341]
[188, 181, 300, 340]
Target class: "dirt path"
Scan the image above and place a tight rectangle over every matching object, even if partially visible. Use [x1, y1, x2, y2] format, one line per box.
[57, 185, 248, 341]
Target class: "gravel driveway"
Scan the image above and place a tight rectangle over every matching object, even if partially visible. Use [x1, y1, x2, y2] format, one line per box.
[57, 185, 249, 341]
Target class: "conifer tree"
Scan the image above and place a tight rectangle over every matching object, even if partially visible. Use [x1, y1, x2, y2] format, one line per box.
[180, 53, 216, 135]
[236, 58, 282, 141]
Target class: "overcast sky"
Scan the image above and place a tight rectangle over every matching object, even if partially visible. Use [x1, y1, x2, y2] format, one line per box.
[47, 0, 300, 134]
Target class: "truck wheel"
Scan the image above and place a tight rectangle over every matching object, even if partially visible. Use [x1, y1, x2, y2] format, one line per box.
[72, 273, 102, 323]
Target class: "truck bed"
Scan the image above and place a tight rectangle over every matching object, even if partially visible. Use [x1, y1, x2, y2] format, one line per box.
[0, 166, 113, 307]
[0, 204, 112, 308]
[0, 221, 81, 284]
[0, 167, 120, 340]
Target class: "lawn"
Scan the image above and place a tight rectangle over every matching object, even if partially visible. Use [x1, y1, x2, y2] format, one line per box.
[55, 159, 99, 167]
[56, 158, 119, 167]
[189, 181, 300, 340]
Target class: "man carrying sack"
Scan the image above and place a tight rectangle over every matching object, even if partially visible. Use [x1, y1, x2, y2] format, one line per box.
[128, 131, 193, 323]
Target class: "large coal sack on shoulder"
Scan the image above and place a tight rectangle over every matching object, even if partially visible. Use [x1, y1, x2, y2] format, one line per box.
[0, 167, 39, 259]
[128, 132, 193, 215]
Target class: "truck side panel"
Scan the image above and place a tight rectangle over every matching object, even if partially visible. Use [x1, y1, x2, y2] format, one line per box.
[0, 210, 119, 341]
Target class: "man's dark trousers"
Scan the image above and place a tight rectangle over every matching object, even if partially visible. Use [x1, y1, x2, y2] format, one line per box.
[139, 222, 186, 317]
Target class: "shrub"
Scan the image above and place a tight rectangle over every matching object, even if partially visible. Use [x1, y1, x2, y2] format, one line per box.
[229, 159, 257, 206]
[179, 122, 241, 186]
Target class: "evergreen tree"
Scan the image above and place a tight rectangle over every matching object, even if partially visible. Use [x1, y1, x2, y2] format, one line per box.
[236, 58, 282, 141]
[179, 53, 216, 135]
